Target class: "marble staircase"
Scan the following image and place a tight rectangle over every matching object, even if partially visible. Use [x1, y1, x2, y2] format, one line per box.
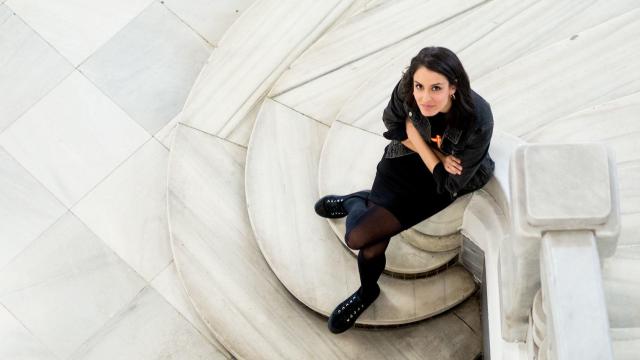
[165, 0, 640, 358]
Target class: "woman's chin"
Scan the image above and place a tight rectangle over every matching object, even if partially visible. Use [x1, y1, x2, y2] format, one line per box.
[419, 107, 438, 117]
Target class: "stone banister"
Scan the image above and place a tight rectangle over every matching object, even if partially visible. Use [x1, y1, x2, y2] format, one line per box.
[503, 143, 620, 359]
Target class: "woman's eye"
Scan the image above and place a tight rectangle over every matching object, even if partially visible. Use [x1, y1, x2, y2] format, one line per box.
[432, 86, 441, 91]
[415, 84, 423, 90]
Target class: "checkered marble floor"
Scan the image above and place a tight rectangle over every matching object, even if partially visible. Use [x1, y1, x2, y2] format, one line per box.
[0, 0, 254, 358]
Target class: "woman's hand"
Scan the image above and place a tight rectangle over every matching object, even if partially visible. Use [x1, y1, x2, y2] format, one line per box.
[442, 154, 462, 175]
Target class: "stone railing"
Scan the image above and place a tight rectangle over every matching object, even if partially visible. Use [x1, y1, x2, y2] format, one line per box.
[501, 143, 620, 360]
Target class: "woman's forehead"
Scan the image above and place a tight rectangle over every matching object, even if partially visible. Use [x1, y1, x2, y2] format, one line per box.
[413, 66, 448, 84]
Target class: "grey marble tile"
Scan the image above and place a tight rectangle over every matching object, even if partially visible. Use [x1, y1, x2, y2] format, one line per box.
[80, 2, 211, 135]
[182, 0, 353, 138]
[168, 124, 480, 359]
[69, 287, 227, 360]
[0, 6, 73, 132]
[0, 304, 57, 360]
[162, 0, 255, 45]
[154, 111, 182, 149]
[0, 213, 147, 358]
[150, 262, 230, 357]
[0, 71, 150, 208]
[0, 4, 11, 21]
[72, 139, 172, 281]
[6, 0, 154, 65]
[0, 147, 66, 270]
[245, 99, 475, 323]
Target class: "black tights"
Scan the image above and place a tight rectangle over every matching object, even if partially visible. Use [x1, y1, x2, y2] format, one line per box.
[343, 197, 403, 299]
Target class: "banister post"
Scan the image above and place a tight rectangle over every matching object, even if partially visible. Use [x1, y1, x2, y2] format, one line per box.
[499, 143, 620, 353]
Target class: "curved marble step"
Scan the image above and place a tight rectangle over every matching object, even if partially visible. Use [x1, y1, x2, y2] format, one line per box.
[180, 0, 354, 138]
[611, 327, 640, 360]
[168, 124, 481, 359]
[245, 99, 477, 324]
[317, 120, 460, 275]
[473, 8, 640, 137]
[331, 0, 639, 137]
[270, 0, 484, 97]
[273, 0, 534, 126]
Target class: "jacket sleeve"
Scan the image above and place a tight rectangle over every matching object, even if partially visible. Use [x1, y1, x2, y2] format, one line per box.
[382, 81, 409, 141]
[433, 118, 493, 196]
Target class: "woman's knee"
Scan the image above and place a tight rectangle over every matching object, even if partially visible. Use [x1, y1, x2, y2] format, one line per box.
[345, 229, 367, 250]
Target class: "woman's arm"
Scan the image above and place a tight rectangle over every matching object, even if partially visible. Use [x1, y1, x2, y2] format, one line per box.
[405, 119, 440, 172]
[404, 120, 463, 175]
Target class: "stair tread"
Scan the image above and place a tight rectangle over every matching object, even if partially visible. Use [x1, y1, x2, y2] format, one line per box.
[168, 124, 481, 359]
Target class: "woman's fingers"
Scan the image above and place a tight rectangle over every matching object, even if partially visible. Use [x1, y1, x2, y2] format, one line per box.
[445, 156, 462, 175]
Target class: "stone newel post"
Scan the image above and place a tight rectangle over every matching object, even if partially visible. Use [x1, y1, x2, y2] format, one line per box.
[499, 144, 619, 359]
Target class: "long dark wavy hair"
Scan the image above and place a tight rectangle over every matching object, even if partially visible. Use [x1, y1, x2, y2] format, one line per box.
[399, 47, 475, 130]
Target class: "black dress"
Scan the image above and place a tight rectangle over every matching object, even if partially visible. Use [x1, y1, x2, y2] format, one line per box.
[368, 112, 454, 230]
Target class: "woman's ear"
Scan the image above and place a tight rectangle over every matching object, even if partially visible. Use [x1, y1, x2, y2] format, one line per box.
[450, 84, 457, 97]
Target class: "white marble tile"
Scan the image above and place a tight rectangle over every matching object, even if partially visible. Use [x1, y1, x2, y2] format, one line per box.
[182, 0, 354, 138]
[0, 147, 66, 270]
[150, 262, 230, 356]
[69, 287, 227, 360]
[0, 5, 73, 132]
[154, 111, 182, 149]
[473, 9, 640, 137]
[0, 213, 146, 359]
[168, 124, 479, 358]
[0, 4, 11, 21]
[72, 139, 172, 281]
[80, 2, 211, 135]
[162, 0, 255, 45]
[246, 99, 475, 322]
[271, 0, 483, 96]
[0, 304, 57, 360]
[5, 0, 154, 66]
[0, 71, 150, 208]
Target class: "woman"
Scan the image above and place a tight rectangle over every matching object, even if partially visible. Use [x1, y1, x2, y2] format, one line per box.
[314, 46, 494, 333]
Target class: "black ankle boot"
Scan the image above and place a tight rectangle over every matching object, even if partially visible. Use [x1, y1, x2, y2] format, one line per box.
[327, 285, 380, 334]
[314, 190, 370, 219]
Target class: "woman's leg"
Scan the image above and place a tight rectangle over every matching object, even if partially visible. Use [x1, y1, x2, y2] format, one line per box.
[344, 199, 403, 298]
[327, 200, 402, 333]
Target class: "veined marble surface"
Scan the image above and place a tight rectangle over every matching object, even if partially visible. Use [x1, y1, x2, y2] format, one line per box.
[274, 0, 531, 127]
[6, 0, 154, 66]
[245, 99, 476, 323]
[0, 213, 147, 358]
[182, 0, 354, 138]
[0, 1, 252, 357]
[0, 71, 150, 208]
[79, 1, 212, 135]
[318, 119, 460, 274]
[169, 124, 480, 358]
[473, 9, 640, 137]
[271, 0, 484, 96]
[0, 6, 73, 132]
[162, 0, 255, 46]
[72, 139, 172, 282]
[461, 0, 640, 79]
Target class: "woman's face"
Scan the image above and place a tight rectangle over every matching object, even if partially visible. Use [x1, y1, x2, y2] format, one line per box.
[412, 66, 456, 116]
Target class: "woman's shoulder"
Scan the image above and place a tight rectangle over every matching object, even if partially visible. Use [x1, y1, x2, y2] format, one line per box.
[470, 89, 493, 129]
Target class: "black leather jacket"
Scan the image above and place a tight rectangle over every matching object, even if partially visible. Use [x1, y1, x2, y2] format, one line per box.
[381, 81, 495, 198]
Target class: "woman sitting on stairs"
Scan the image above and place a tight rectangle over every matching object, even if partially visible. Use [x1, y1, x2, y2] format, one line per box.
[314, 46, 495, 334]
